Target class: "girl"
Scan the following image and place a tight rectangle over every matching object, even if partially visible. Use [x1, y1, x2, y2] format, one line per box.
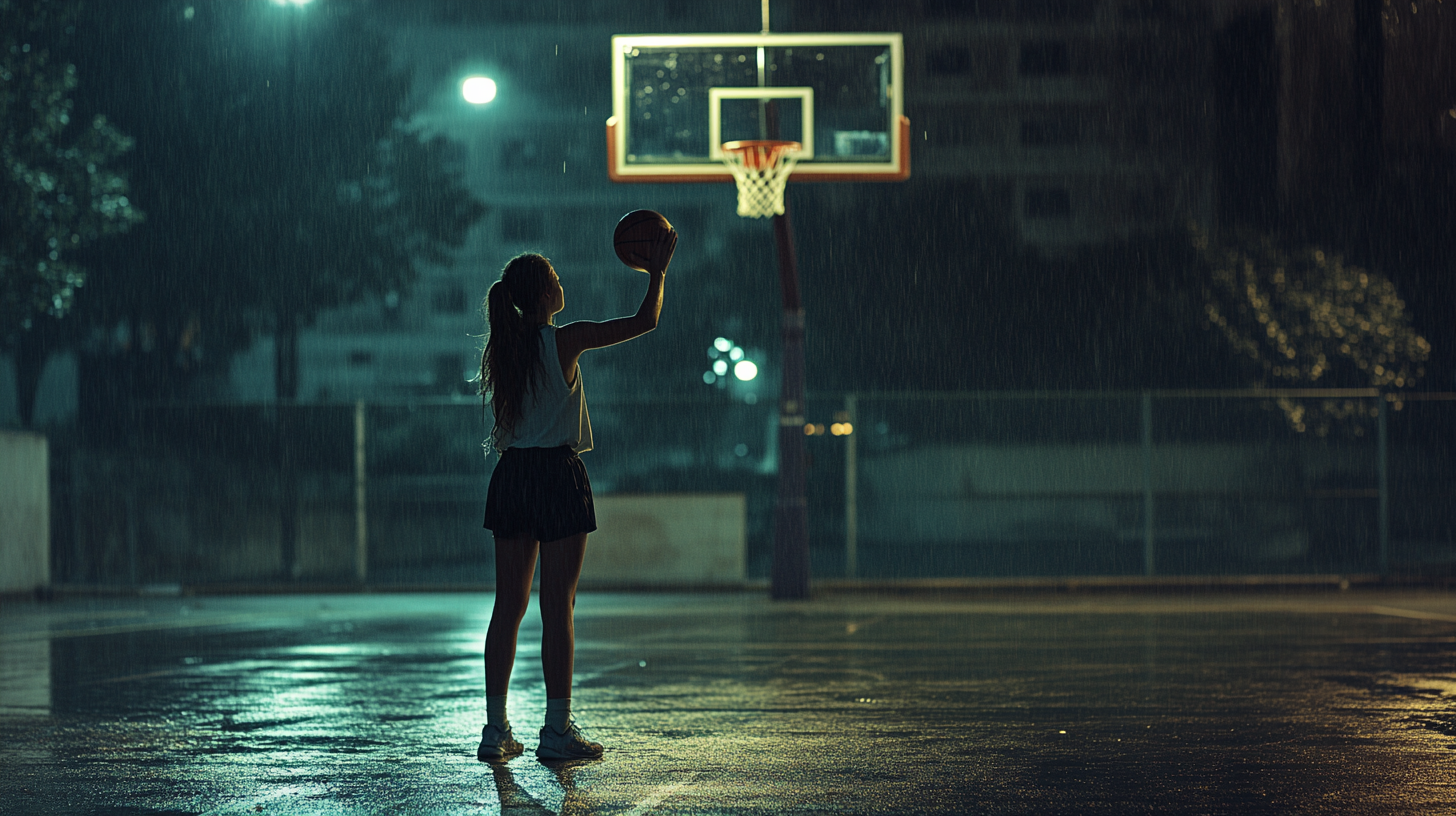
[476, 228, 677, 762]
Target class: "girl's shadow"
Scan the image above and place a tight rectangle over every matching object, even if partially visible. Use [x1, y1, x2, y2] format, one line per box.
[489, 758, 596, 814]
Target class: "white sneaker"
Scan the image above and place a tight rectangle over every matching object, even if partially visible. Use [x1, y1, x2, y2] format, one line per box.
[535, 720, 603, 761]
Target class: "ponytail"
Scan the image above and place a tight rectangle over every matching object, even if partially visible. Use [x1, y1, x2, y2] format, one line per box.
[480, 253, 554, 446]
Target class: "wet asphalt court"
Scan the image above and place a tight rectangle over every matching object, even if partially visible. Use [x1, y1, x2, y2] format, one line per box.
[2, 590, 1455, 815]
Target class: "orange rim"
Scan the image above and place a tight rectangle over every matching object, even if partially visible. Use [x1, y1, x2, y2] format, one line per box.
[721, 140, 802, 172]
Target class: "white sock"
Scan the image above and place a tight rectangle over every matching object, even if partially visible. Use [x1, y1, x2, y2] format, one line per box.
[487, 694, 509, 729]
[545, 697, 571, 733]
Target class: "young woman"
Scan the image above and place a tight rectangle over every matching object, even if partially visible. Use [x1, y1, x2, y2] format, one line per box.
[476, 228, 677, 762]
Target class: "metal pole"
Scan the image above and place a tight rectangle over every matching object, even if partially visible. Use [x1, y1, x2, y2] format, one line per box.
[1377, 395, 1389, 576]
[278, 400, 297, 579]
[771, 215, 810, 599]
[354, 400, 368, 584]
[765, 90, 809, 600]
[772, 309, 810, 598]
[761, 0, 770, 33]
[844, 393, 858, 578]
[1141, 391, 1155, 576]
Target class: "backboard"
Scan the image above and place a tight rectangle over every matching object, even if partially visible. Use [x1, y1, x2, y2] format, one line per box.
[607, 33, 908, 183]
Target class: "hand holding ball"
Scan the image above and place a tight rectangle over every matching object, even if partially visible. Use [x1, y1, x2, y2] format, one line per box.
[614, 209, 676, 273]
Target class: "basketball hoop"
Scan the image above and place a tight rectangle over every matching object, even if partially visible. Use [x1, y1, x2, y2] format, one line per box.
[720, 140, 801, 219]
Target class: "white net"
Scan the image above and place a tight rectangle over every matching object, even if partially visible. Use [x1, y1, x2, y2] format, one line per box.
[721, 142, 801, 219]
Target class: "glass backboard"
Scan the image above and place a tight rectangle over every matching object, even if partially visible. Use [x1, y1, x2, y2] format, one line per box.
[607, 33, 908, 183]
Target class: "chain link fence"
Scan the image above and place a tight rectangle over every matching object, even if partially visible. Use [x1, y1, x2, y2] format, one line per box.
[47, 391, 1456, 587]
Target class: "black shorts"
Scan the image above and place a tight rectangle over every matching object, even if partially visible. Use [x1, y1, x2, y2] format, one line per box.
[483, 446, 597, 542]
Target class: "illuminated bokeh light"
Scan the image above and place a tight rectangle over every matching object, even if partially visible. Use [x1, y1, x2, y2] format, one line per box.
[1195, 225, 1428, 435]
[462, 76, 497, 104]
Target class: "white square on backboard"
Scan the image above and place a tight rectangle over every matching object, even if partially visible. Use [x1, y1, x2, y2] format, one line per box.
[707, 87, 815, 161]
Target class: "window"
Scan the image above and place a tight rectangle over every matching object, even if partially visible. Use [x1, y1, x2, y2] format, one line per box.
[1024, 187, 1072, 220]
[1019, 40, 1070, 77]
[501, 210, 543, 243]
[1019, 117, 1079, 147]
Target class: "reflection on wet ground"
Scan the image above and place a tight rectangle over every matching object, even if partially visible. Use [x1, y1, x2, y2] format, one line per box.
[1, 590, 1455, 814]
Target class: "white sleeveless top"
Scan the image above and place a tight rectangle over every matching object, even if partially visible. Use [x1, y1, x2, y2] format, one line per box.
[496, 325, 593, 453]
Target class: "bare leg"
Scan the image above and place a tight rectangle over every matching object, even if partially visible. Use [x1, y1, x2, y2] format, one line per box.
[538, 532, 589, 699]
[485, 536, 539, 696]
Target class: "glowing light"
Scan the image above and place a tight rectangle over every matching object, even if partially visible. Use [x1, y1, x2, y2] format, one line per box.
[713, 360, 729, 376]
[714, 337, 732, 352]
[733, 360, 757, 381]
[462, 76, 498, 104]
[729, 346, 744, 361]
[830, 422, 853, 436]
[702, 371, 716, 384]
[270, 0, 313, 5]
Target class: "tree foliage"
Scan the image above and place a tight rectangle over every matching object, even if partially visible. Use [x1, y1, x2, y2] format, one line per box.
[64, 0, 485, 400]
[0, 0, 141, 340]
[1196, 226, 1430, 433]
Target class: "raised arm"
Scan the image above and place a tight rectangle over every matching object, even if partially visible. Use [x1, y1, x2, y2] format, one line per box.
[555, 228, 676, 376]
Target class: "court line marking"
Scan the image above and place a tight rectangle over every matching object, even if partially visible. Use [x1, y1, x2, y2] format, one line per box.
[1368, 606, 1456, 624]
[622, 774, 697, 816]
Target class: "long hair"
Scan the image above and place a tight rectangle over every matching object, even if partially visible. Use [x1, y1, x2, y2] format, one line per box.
[480, 253, 554, 446]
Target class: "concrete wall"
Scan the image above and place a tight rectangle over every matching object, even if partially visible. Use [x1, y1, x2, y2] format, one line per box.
[862, 442, 1374, 554]
[581, 493, 745, 587]
[0, 431, 49, 593]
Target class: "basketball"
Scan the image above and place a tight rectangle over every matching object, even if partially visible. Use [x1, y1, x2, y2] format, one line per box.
[613, 209, 672, 271]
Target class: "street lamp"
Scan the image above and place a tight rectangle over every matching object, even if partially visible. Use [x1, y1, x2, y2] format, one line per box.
[462, 76, 498, 105]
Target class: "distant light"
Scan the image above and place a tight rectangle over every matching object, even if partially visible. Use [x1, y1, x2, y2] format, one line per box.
[831, 422, 853, 436]
[184, 6, 195, 19]
[733, 360, 758, 381]
[713, 360, 729, 376]
[714, 337, 732, 352]
[462, 76, 498, 105]
[729, 346, 744, 361]
[270, 0, 313, 5]
[702, 371, 716, 384]
[734, 443, 749, 457]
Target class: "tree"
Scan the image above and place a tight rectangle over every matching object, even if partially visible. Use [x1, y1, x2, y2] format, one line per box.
[1196, 226, 1430, 434]
[1, 0, 142, 425]
[63, 0, 485, 407]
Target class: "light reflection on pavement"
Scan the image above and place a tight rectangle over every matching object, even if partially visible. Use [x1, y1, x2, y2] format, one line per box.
[1, 590, 1455, 814]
